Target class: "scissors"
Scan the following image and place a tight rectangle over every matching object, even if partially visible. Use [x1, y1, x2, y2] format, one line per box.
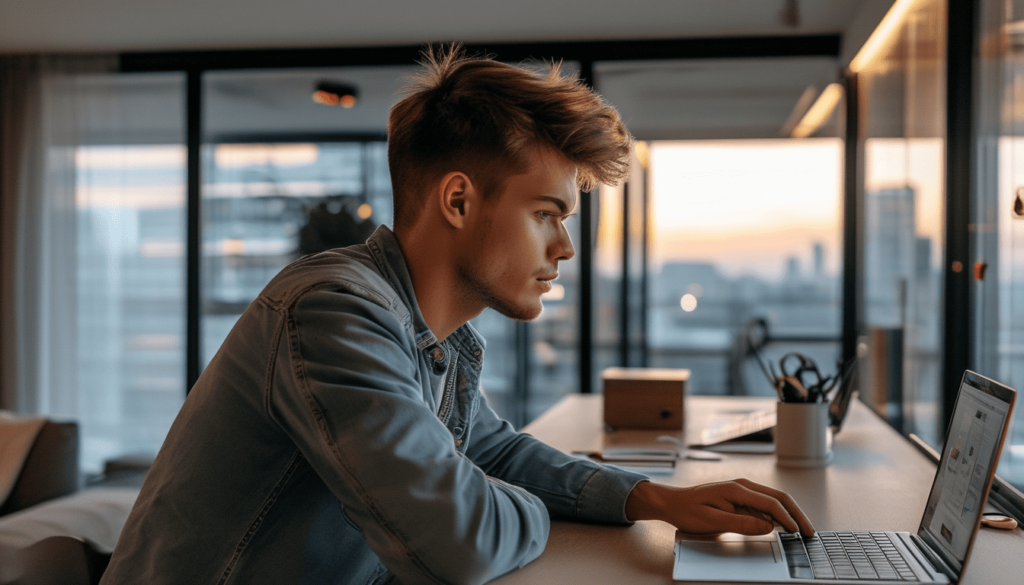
[779, 352, 839, 403]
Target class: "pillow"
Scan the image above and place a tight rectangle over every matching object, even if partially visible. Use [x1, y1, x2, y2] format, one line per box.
[0, 420, 79, 516]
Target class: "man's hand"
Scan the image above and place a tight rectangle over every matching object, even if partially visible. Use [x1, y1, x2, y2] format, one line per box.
[624, 479, 814, 537]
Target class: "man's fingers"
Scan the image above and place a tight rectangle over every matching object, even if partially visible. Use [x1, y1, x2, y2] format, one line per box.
[702, 507, 775, 536]
[732, 479, 815, 535]
[726, 481, 814, 536]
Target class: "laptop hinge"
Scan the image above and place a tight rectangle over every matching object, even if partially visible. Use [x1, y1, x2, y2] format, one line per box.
[908, 534, 957, 582]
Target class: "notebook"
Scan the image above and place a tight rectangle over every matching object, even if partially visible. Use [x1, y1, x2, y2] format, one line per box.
[673, 370, 1017, 584]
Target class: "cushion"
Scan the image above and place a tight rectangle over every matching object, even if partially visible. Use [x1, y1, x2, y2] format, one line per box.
[0, 420, 79, 516]
[0, 487, 138, 552]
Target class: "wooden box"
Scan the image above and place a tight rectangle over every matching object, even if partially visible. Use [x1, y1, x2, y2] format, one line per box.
[602, 367, 689, 430]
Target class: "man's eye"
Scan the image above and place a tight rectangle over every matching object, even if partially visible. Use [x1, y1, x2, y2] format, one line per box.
[539, 211, 574, 223]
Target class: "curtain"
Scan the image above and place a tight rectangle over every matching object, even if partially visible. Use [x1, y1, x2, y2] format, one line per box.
[0, 56, 43, 413]
[1, 56, 119, 411]
[2, 58, 190, 473]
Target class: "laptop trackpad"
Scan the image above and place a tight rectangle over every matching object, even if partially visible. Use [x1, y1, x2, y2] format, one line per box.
[673, 534, 791, 582]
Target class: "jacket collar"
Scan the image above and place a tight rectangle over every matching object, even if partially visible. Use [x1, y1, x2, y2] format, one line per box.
[365, 225, 485, 364]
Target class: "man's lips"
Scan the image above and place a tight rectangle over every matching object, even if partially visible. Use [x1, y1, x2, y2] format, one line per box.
[536, 274, 558, 292]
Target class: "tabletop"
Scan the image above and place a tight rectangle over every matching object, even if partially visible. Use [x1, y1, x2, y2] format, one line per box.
[491, 394, 1024, 585]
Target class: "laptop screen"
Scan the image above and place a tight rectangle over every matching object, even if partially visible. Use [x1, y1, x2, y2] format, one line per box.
[918, 371, 1016, 576]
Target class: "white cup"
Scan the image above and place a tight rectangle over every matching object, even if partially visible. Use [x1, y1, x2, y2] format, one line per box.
[775, 401, 833, 468]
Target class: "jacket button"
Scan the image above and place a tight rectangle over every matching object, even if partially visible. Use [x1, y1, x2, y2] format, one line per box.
[431, 347, 445, 362]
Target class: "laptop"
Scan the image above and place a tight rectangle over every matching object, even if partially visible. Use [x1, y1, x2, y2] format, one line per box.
[673, 370, 1017, 584]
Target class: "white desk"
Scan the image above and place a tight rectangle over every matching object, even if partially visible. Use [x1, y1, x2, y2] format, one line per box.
[493, 395, 1024, 584]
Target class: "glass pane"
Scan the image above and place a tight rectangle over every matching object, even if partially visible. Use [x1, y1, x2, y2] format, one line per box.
[859, 0, 946, 445]
[975, 0, 1024, 490]
[200, 141, 391, 364]
[594, 176, 625, 389]
[201, 66, 409, 366]
[595, 57, 844, 396]
[646, 140, 844, 395]
[70, 73, 187, 474]
[592, 147, 648, 392]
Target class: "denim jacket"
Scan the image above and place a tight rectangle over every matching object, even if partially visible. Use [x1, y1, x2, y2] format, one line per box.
[101, 226, 646, 585]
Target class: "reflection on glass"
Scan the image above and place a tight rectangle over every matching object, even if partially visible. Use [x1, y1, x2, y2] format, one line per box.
[976, 0, 1024, 490]
[646, 139, 843, 395]
[76, 144, 187, 473]
[200, 141, 391, 365]
[595, 178, 626, 392]
[859, 0, 946, 446]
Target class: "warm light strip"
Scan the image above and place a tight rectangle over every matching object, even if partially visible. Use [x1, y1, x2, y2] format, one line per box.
[848, 0, 922, 73]
[791, 83, 844, 138]
[634, 141, 650, 170]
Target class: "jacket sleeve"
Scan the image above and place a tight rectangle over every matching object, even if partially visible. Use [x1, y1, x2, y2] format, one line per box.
[463, 390, 649, 525]
[267, 286, 549, 585]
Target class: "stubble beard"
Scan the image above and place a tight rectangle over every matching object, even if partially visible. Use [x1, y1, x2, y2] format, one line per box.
[455, 263, 542, 322]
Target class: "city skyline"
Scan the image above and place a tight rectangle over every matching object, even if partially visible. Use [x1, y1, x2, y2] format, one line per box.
[648, 138, 844, 280]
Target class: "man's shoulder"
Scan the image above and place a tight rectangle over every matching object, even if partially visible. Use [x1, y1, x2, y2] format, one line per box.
[259, 244, 408, 322]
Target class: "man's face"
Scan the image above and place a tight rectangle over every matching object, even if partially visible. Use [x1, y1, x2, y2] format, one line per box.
[456, 147, 577, 321]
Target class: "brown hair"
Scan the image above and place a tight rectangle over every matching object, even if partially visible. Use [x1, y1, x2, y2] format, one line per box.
[387, 45, 633, 231]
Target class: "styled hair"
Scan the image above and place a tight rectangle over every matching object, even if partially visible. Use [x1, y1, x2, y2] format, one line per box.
[387, 45, 633, 231]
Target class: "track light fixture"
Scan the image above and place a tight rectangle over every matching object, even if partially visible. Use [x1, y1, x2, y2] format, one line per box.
[312, 81, 358, 108]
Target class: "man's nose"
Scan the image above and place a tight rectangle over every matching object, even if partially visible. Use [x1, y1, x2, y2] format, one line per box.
[552, 224, 575, 262]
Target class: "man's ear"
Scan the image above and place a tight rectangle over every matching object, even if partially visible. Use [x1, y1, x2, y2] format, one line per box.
[438, 171, 478, 229]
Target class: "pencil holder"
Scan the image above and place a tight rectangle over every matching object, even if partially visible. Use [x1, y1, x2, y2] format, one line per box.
[775, 401, 833, 468]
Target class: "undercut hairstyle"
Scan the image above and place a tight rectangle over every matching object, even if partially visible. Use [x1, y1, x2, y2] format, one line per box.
[387, 45, 633, 232]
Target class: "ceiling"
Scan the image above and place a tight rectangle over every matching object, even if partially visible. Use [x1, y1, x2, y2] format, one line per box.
[2, 0, 892, 58]
[5, 1, 898, 141]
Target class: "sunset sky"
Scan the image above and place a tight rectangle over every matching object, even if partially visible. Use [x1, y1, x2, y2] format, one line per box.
[645, 137, 945, 281]
[648, 139, 844, 280]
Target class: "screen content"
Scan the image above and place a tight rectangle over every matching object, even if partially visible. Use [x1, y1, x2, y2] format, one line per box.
[920, 379, 1011, 565]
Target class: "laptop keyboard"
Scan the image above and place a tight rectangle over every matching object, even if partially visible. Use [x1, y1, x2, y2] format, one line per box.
[779, 531, 919, 581]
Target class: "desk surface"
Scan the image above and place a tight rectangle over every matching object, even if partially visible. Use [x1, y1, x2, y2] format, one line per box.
[493, 395, 1024, 585]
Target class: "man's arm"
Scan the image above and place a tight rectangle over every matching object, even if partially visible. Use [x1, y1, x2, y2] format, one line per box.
[463, 387, 813, 537]
[625, 479, 816, 536]
[464, 393, 648, 524]
[269, 287, 549, 585]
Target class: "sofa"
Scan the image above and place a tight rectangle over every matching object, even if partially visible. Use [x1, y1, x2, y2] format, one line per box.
[0, 417, 143, 585]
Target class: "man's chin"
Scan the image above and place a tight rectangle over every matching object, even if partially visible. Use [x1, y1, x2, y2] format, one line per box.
[491, 299, 543, 322]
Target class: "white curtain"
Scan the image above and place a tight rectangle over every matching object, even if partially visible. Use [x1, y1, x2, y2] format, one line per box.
[1, 55, 117, 415]
[1, 56, 195, 474]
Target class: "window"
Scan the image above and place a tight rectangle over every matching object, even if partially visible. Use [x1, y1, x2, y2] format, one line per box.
[857, 0, 946, 447]
[76, 142, 187, 472]
[646, 140, 843, 395]
[975, 0, 1024, 490]
[594, 57, 845, 396]
[32, 72, 189, 475]
[200, 141, 391, 364]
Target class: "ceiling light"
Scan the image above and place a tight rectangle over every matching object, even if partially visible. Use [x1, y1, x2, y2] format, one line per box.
[312, 81, 358, 108]
[781, 86, 819, 136]
[848, 0, 923, 73]
[635, 141, 650, 170]
[791, 83, 844, 138]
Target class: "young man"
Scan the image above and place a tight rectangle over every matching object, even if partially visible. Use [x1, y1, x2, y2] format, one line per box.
[101, 48, 813, 585]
